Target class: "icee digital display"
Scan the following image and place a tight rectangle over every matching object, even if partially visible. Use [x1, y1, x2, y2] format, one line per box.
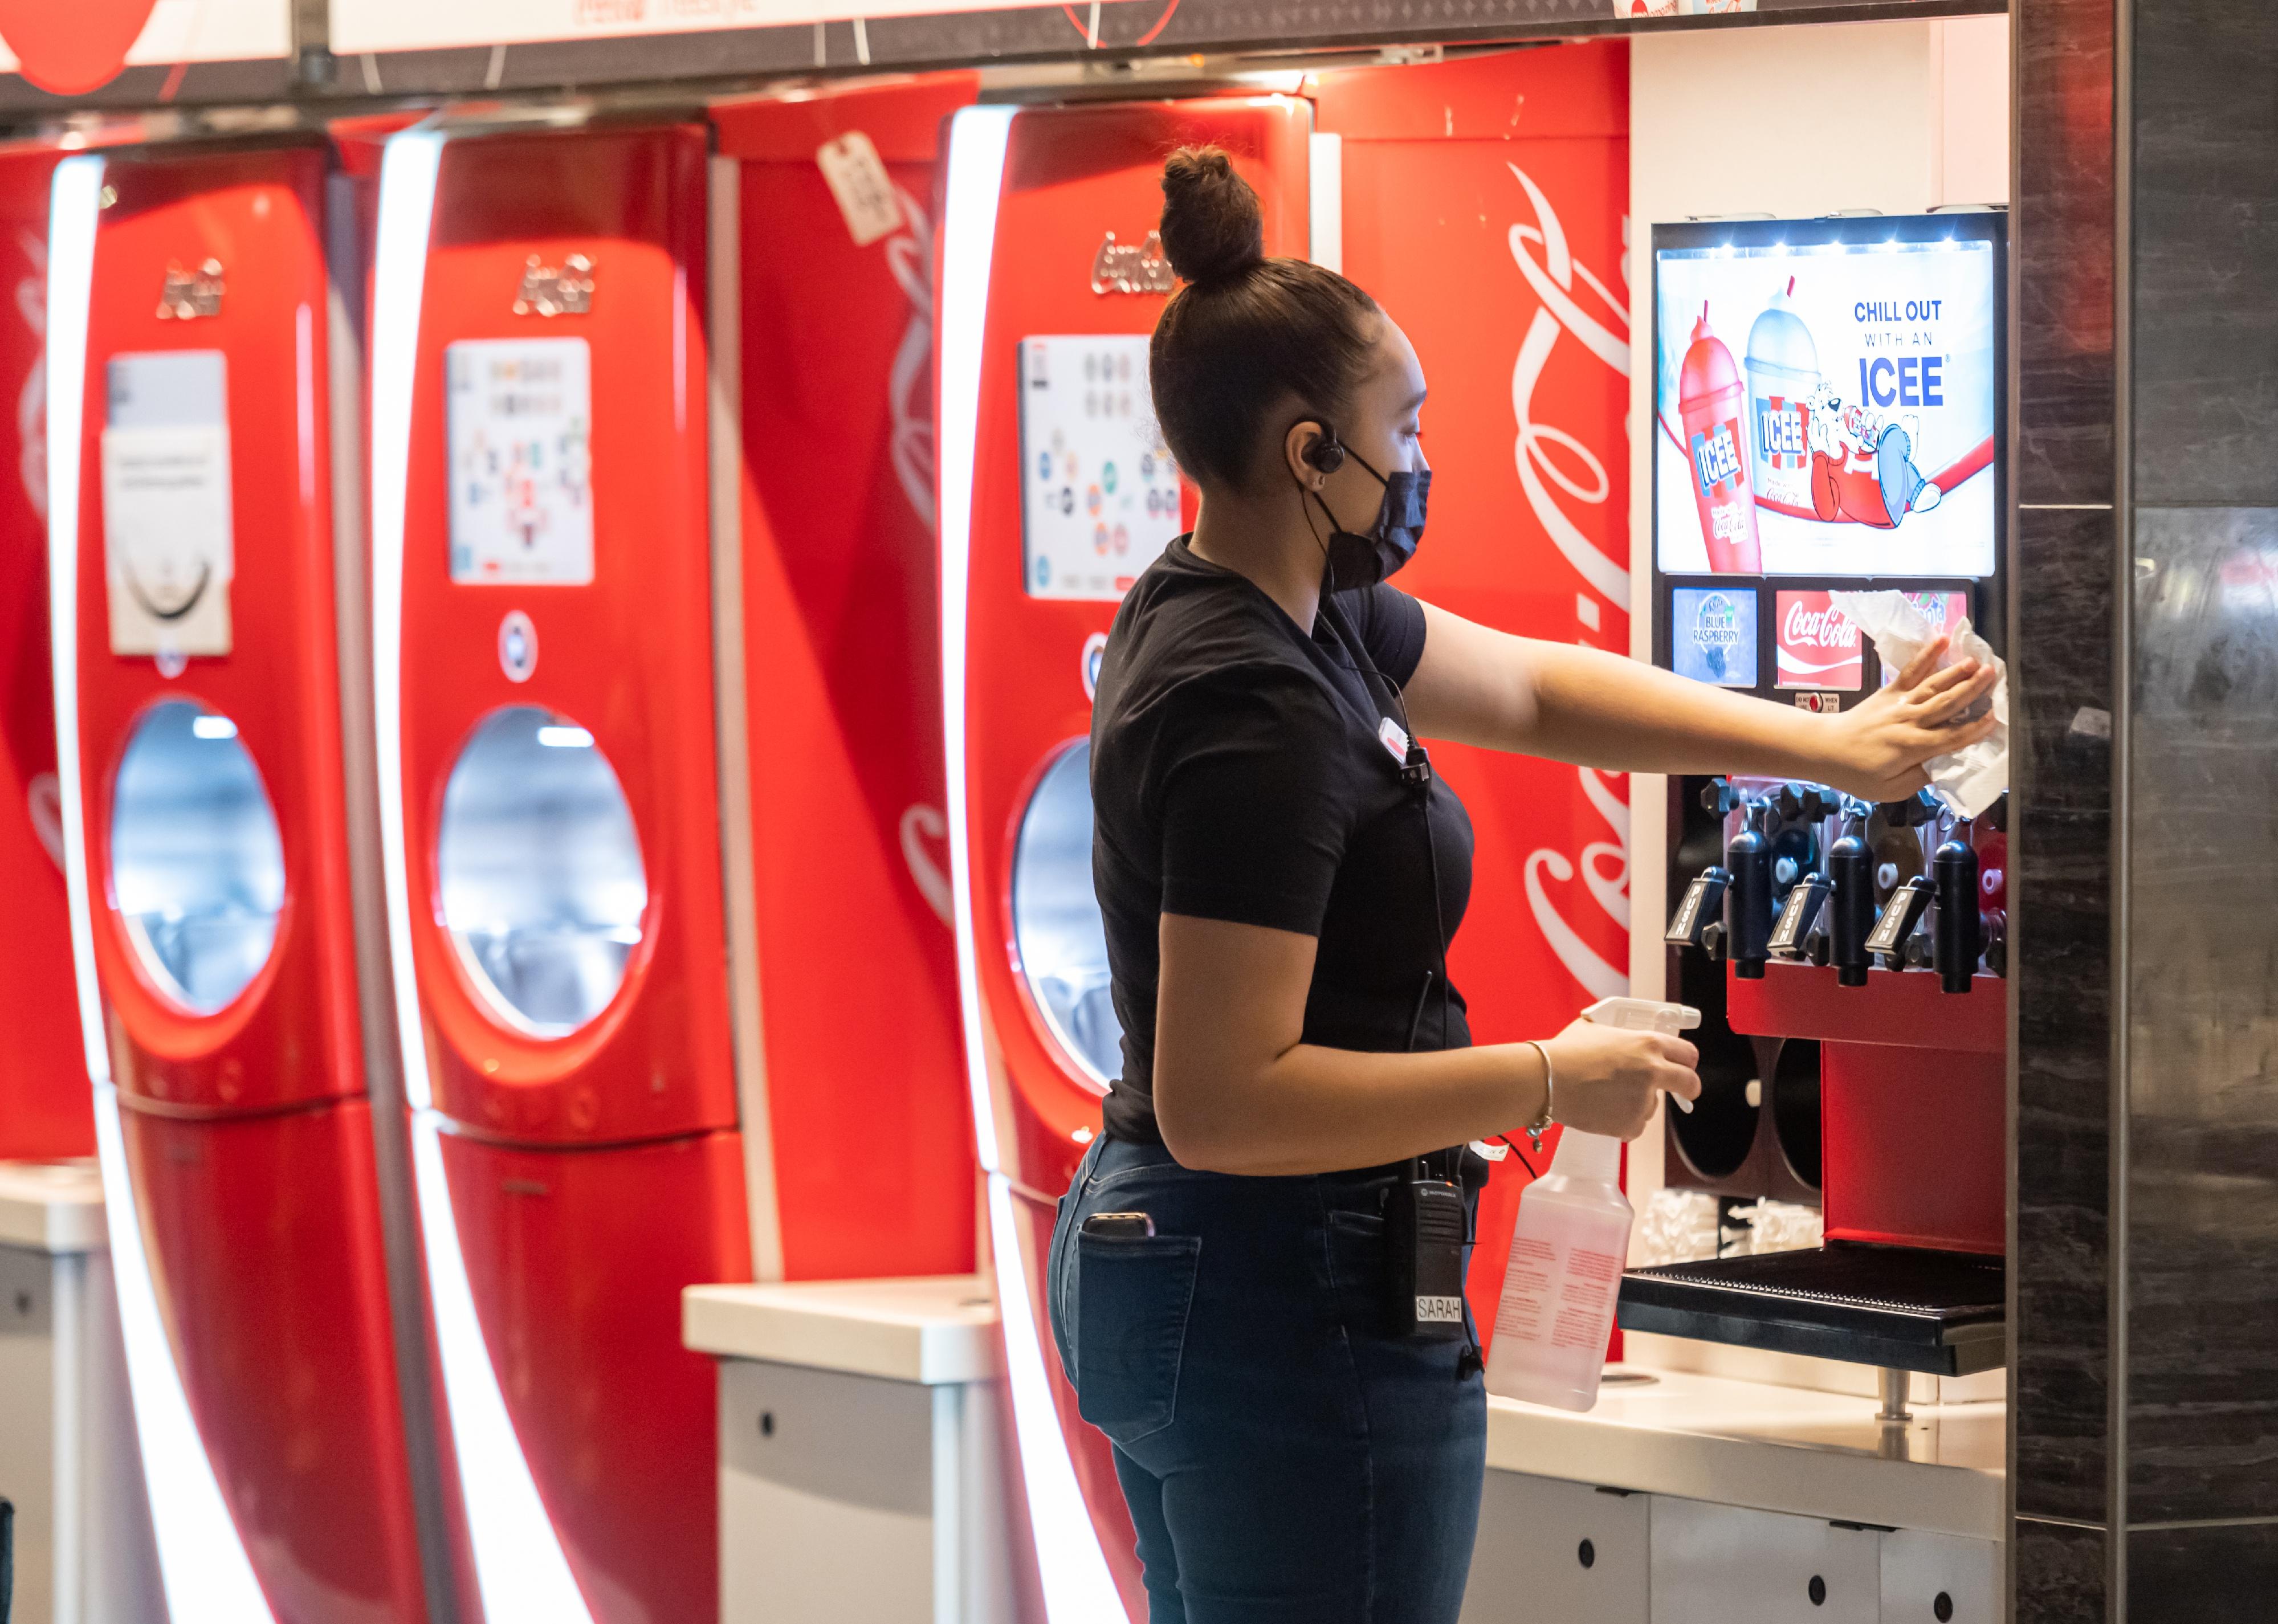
[1653, 217, 2003, 580]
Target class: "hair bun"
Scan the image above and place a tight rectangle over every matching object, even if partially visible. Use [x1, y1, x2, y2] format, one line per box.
[1158, 146, 1265, 288]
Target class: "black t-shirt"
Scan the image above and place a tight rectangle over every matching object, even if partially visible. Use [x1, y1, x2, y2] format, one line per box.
[1090, 537, 1475, 1147]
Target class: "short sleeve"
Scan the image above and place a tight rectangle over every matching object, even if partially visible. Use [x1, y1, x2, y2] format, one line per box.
[1335, 581, 1428, 687]
[1156, 672, 1350, 937]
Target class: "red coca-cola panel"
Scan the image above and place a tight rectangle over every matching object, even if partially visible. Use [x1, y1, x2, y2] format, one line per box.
[122, 1101, 429, 1620]
[712, 76, 979, 1282]
[0, 141, 85, 1160]
[439, 1128, 751, 1624]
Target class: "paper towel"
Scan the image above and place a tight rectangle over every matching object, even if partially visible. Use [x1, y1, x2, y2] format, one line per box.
[1829, 589, 2009, 818]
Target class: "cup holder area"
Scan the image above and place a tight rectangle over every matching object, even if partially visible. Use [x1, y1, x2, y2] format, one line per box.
[1669, 1026, 1760, 1182]
[1770, 1038, 1824, 1191]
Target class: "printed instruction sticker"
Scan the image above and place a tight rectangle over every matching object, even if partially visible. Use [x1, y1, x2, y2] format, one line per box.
[103, 350, 233, 660]
[446, 337, 594, 585]
[816, 131, 902, 248]
[1018, 334, 1182, 602]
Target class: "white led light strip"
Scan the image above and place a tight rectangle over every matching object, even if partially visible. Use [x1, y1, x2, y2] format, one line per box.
[936, 105, 1127, 1624]
[368, 129, 595, 1624]
[45, 152, 279, 1624]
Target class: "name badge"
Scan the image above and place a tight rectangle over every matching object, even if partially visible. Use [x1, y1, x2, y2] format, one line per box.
[1378, 716, 1409, 763]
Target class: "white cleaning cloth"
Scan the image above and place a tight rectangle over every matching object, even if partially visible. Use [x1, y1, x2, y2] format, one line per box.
[1829, 590, 2009, 818]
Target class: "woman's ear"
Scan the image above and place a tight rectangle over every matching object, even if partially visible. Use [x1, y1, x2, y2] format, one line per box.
[1283, 419, 1329, 488]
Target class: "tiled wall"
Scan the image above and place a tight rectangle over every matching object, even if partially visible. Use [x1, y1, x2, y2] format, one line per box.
[2124, 0, 2278, 1596]
[2012, 0, 2119, 1611]
[2014, 0, 2278, 1617]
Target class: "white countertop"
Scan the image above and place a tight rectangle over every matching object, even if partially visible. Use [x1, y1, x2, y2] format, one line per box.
[0, 1159, 107, 1254]
[684, 1275, 1003, 1386]
[683, 1276, 2002, 1540]
[1488, 1366, 2005, 1543]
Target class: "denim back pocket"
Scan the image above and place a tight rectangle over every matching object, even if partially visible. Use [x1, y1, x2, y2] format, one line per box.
[1074, 1230, 1201, 1447]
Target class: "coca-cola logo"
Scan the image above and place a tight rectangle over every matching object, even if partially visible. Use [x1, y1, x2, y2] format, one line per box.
[1782, 600, 1857, 650]
[1090, 230, 1175, 296]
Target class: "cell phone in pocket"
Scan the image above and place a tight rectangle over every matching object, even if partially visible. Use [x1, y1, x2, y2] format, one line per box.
[1082, 1211, 1155, 1239]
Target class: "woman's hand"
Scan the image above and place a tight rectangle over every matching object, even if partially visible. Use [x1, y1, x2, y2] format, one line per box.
[1817, 634, 1999, 803]
[1537, 1017, 1701, 1141]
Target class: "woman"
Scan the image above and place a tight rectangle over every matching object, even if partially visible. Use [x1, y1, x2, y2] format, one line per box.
[1046, 148, 1999, 1624]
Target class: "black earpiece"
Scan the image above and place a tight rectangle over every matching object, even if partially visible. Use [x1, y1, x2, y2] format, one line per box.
[1302, 422, 1346, 476]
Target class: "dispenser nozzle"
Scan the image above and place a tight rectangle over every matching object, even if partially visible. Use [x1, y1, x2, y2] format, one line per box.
[1931, 834, 1983, 993]
[1723, 797, 1775, 981]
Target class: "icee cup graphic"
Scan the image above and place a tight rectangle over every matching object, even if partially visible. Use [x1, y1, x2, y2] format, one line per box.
[1678, 303, 1762, 573]
[1746, 278, 1821, 513]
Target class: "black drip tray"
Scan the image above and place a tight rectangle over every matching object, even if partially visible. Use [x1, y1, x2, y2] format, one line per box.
[1618, 1243, 2006, 1376]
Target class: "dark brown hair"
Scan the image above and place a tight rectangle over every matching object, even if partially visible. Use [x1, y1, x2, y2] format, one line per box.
[1149, 146, 1381, 492]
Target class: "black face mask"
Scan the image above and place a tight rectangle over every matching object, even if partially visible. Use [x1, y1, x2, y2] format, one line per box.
[1309, 447, 1431, 592]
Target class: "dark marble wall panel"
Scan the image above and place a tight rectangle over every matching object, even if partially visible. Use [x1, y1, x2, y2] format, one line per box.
[2130, 1, 2278, 505]
[2124, 508, 2278, 1524]
[2015, 1518, 2111, 1624]
[2015, 0, 2117, 504]
[2127, 1523, 2278, 1623]
[2012, 504, 2118, 1525]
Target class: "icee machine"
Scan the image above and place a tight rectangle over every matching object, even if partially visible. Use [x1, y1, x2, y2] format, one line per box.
[1624, 212, 2010, 1406]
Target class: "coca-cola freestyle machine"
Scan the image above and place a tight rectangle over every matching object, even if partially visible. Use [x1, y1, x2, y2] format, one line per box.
[46, 141, 443, 1620]
[1624, 213, 2010, 1402]
[370, 115, 745, 1624]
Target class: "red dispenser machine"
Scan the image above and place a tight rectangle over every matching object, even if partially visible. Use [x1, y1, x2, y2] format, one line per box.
[709, 74, 980, 1286]
[0, 141, 85, 1162]
[1625, 213, 2011, 1389]
[46, 142, 439, 1620]
[369, 115, 747, 1624]
[937, 94, 1312, 1619]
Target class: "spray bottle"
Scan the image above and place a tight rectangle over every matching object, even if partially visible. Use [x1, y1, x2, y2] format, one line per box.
[1484, 996, 1701, 1411]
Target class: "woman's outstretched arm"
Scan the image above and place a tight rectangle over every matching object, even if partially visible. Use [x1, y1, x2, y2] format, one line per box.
[1400, 601, 1998, 804]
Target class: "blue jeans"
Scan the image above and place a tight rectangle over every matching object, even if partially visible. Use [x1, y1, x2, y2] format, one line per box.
[1047, 1135, 1486, 1623]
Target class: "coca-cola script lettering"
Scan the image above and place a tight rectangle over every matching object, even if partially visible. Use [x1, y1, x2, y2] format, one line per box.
[1090, 230, 1176, 296]
[1783, 600, 1857, 650]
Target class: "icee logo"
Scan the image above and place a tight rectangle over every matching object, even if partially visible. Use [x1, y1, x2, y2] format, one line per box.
[1506, 162, 1630, 1001]
[1690, 422, 1742, 497]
